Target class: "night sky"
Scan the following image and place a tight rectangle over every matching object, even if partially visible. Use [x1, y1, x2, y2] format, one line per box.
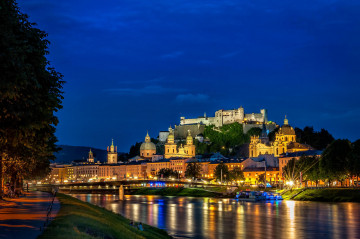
[18, 0, 360, 152]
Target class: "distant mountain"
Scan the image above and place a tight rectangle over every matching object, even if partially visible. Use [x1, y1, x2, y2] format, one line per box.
[54, 145, 109, 164]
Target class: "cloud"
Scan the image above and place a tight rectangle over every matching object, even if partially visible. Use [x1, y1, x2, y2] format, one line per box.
[175, 93, 209, 103]
[161, 51, 184, 59]
[104, 85, 184, 96]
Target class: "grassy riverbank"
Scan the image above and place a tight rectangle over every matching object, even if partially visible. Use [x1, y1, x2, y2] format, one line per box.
[39, 193, 171, 239]
[282, 188, 360, 202]
[131, 187, 221, 197]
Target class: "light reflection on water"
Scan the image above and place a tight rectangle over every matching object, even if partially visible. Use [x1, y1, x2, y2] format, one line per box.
[72, 194, 360, 239]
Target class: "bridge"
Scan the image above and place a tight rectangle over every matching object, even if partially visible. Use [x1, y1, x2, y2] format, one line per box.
[36, 179, 228, 195]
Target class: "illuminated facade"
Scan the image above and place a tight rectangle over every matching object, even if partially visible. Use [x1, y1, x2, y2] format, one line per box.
[164, 128, 195, 159]
[140, 132, 156, 158]
[180, 107, 268, 127]
[107, 139, 118, 164]
[249, 117, 311, 157]
[88, 149, 94, 163]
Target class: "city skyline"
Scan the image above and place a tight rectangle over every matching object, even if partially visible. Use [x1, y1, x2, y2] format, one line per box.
[18, 0, 360, 151]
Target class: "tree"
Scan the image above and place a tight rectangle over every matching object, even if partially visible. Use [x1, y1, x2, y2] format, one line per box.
[282, 158, 299, 182]
[303, 156, 322, 187]
[230, 166, 245, 182]
[295, 126, 334, 150]
[185, 162, 201, 179]
[0, 0, 64, 197]
[246, 127, 262, 138]
[157, 168, 179, 179]
[214, 163, 229, 182]
[320, 139, 352, 186]
[257, 173, 266, 185]
[128, 142, 142, 158]
[283, 155, 322, 187]
[349, 140, 360, 186]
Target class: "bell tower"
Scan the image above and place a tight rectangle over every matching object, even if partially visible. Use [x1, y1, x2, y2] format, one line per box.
[107, 139, 118, 164]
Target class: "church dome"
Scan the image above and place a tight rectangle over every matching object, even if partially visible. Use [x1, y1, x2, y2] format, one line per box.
[140, 142, 156, 150]
[140, 131, 156, 151]
[278, 116, 295, 135]
[140, 141, 156, 150]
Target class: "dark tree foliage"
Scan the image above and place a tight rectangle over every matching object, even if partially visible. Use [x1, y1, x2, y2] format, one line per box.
[282, 158, 298, 181]
[303, 156, 322, 186]
[128, 142, 142, 158]
[258, 173, 266, 184]
[0, 0, 64, 192]
[214, 163, 230, 182]
[268, 126, 280, 142]
[349, 140, 360, 184]
[246, 127, 262, 137]
[185, 162, 201, 179]
[230, 166, 245, 181]
[295, 126, 334, 150]
[283, 155, 321, 186]
[320, 139, 352, 185]
[157, 168, 179, 179]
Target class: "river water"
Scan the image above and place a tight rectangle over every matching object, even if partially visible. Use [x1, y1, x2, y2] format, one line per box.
[72, 194, 360, 239]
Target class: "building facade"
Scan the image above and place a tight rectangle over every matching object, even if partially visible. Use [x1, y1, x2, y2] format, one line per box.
[107, 139, 117, 164]
[180, 107, 268, 127]
[164, 128, 196, 159]
[249, 117, 311, 157]
[140, 132, 156, 158]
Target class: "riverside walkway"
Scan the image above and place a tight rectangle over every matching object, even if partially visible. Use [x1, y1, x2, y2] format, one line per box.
[0, 191, 60, 239]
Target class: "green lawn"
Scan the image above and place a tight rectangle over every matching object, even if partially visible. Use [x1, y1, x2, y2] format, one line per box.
[132, 187, 220, 197]
[293, 188, 360, 202]
[281, 189, 304, 200]
[38, 193, 171, 239]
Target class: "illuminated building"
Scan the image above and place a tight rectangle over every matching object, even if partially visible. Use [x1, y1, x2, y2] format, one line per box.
[164, 128, 195, 159]
[140, 131, 156, 158]
[88, 148, 94, 163]
[249, 116, 311, 157]
[107, 139, 118, 164]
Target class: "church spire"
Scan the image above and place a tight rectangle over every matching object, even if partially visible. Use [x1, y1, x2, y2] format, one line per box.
[145, 130, 151, 142]
[284, 115, 289, 125]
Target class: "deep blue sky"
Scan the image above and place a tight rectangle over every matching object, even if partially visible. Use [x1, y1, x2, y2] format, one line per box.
[18, 0, 360, 152]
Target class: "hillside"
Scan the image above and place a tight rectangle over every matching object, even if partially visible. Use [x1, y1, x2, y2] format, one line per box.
[54, 145, 109, 164]
[195, 123, 262, 157]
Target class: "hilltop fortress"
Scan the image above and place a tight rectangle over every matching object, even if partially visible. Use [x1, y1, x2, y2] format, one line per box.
[180, 107, 268, 127]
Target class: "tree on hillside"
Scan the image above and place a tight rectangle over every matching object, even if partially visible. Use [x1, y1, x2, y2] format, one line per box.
[230, 166, 245, 182]
[320, 139, 352, 186]
[246, 127, 262, 137]
[0, 0, 64, 197]
[214, 163, 230, 182]
[185, 162, 201, 179]
[194, 139, 209, 155]
[295, 126, 334, 150]
[128, 142, 142, 158]
[157, 168, 179, 179]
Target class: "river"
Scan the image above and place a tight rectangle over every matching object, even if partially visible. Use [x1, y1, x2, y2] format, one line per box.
[72, 194, 360, 239]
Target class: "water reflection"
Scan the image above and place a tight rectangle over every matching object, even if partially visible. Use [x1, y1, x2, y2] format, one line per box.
[72, 194, 360, 239]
